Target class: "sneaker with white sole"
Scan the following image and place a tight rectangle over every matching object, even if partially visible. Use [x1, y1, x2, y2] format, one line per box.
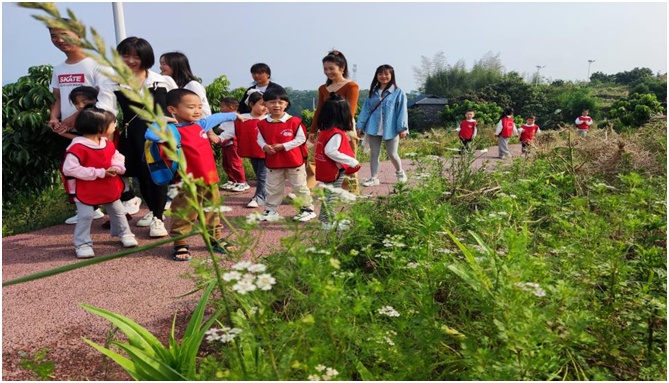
[293, 209, 317, 222]
[258, 210, 281, 222]
[230, 182, 250, 192]
[75, 245, 95, 258]
[220, 181, 235, 190]
[137, 211, 154, 227]
[122, 197, 142, 215]
[149, 217, 168, 237]
[396, 171, 408, 183]
[361, 178, 380, 187]
[246, 197, 260, 208]
[121, 235, 138, 248]
[65, 208, 105, 225]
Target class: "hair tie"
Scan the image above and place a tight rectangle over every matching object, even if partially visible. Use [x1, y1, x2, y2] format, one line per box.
[245, 88, 263, 107]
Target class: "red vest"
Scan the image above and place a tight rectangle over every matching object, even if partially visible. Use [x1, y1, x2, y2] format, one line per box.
[500, 117, 515, 138]
[257, 117, 307, 169]
[315, 128, 356, 183]
[520, 124, 539, 142]
[235, 119, 265, 159]
[177, 123, 219, 185]
[459, 120, 477, 139]
[576, 116, 592, 130]
[63, 142, 124, 205]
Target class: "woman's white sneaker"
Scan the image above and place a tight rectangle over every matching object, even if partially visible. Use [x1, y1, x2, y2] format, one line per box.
[65, 208, 105, 225]
[246, 197, 260, 208]
[122, 197, 142, 215]
[121, 235, 138, 248]
[136, 211, 154, 227]
[149, 217, 168, 237]
[75, 245, 95, 258]
[396, 171, 408, 183]
[361, 178, 380, 187]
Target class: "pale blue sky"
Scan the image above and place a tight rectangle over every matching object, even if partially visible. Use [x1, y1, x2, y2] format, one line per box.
[2, 2, 667, 92]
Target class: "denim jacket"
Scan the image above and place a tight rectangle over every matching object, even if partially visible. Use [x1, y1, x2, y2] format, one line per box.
[356, 85, 408, 140]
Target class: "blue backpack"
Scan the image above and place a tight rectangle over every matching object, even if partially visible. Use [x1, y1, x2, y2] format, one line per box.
[144, 123, 182, 185]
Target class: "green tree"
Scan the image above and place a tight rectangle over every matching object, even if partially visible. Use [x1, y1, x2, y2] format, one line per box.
[439, 99, 503, 127]
[609, 93, 665, 128]
[2, 65, 63, 201]
[205, 74, 245, 113]
[614, 67, 654, 85]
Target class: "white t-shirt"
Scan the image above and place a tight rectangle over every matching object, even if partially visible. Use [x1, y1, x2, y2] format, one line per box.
[50, 57, 111, 120]
[184, 80, 211, 117]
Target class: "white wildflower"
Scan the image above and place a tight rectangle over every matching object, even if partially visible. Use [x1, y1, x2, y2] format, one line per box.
[479, 148, 488, 153]
[255, 273, 276, 291]
[246, 263, 267, 273]
[384, 336, 395, 346]
[232, 261, 254, 271]
[222, 271, 242, 282]
[509, 194, 517, 199]
[497, 211, 508, 216]
[205, 327, 242, 344]
[246, 212, 263, 224]
[241, 272, 256, 284]
[406, 262, 419, 269]
[203, 205, 233, 213]
[325, 368, 339, 377]
[515, 282, 546, 297]
[378, 305, 400, 317]
[315, 365, 326, 372]
[232, 279, 257, 294]
[436, 248, 453, 254]
[405, 152, 418, 157]
[308, 375, 321, 381]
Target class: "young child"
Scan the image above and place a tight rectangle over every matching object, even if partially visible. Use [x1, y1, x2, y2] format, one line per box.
[495, 107, 518, 159]
[211, 97, 249, 192]
[519, 115, 540, 153]
[575, 109, 593, 137]
[456, 109, 478, 154]
[315, 93, 361, 229]
[235, 90, 268, 208]
[145, 89, 244, 261]
[61, 106, 138, 258]
[256, 88, 316, 222]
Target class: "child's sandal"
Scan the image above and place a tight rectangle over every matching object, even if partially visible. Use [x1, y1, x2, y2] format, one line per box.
[172, 245, 191, 261]
[212, 239, 235, 254]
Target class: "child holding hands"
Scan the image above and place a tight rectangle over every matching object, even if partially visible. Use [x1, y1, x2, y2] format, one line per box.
[519, 115, 540, 153]
[456, 109, 477, 154]
[211, 97, 250, 192]
[495, 107, 518, 159]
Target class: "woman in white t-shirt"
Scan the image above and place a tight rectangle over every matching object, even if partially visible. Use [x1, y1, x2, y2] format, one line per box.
[159, 52, 211, 117]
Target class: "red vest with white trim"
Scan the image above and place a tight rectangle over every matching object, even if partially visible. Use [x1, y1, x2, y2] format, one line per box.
[177, 123, 219, 185]
[576, 116, 592, 130]
[62, 142, 124, 205]
[459, 119, 477, 139]
[235, 119, 265, 159]
[315, 128, 356, 183]
[500, 117, 515, 138]
[520, 124, 539, 142]
[257, 117, 307, 169]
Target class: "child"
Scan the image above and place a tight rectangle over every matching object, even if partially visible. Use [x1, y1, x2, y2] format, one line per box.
[256, 88, 316, 222]
[575, 109, 593, 137]
[210, 97, 249, 192]
[61, 106, 137, 258]
[145, 89, 244, 261]
[519, 115, 540, 153]
[495, 107, 518, 159]
[235, 90, 268, 208]
[456, 109, 477, 154]
[315, 93, 360, 229]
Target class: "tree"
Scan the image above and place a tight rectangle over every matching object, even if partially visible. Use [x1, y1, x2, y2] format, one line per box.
[439, 99, 503, 127]
[614, 67, 654, 85]
[412, 51, 446, 92]
[205, 75, 245, 113]
[609, 93, 665, 127]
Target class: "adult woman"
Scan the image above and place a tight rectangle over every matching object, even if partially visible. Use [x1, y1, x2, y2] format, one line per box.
[238, 63, 284, 114]
[308, 50, 359, 193]
[112, 37, 177, 237]
[356, 64, 408, 186]
[159, 52, 211, 117]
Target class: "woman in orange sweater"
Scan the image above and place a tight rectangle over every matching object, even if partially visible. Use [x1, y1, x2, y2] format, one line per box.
[307, 50, 360, 193]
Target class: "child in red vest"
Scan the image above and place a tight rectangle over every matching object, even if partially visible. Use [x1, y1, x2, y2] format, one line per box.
[235, 90, 268, 208]
[62, 106, 137, 258]
[211, 97, 250, 193]
[519, 115, 541, 153]
[257, 88, 316, 222]
[456, 109, 478, 154]
[575, 109, 593, 137]
[146, 89, 244, 261]
[495, 107, 518, 159]
[315, 93, 361, 229]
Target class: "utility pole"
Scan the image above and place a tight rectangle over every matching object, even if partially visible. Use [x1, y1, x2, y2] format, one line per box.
[112, 2, 126, 45]
[352, 64, 357, 82]
[587, 59, 596, 81]
[535, 65, 545, 85]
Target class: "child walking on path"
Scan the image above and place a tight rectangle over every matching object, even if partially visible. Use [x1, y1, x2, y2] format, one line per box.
[575, 109, 593, 137]
[145, 89, 245, 261]
[519, 115, 540, 153]
[257, 88, 316, 222]
[495, 107, 518, 159]
[235, 90, 269, 208]
[211, 97, 249, 192]
[456, 109, 478, 154]
[315, 93, 361, 229]
[61, 106, 137, 258]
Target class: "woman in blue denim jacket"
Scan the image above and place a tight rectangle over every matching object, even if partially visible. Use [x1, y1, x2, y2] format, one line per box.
[356, 64, 408, 186]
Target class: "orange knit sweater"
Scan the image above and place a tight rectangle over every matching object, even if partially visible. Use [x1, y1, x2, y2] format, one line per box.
[309, 81, 359, 135]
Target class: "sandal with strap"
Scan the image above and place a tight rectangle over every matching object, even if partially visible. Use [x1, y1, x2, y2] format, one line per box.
[212, 239, 235, 254]
[172, 245, 191, 261]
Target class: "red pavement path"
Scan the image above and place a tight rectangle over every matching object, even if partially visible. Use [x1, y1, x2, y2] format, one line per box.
[1, 144, 520, 380]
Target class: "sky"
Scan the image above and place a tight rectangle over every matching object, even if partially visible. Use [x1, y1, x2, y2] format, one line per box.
[1, 1, 667, 92]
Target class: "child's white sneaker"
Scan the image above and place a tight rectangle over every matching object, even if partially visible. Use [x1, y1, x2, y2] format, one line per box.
[220, 181, 235, 190]
[246, 197, 260, 208]
[75, 245, 95, 258]
[122, 197, 142, 215]
[258, 210, 281, 222]
[136, 211, 154, 227]
[396, 171, 408, 183]
[293, 209, 317, 222]
[230, 182, 250, 192]
[121, 235, 138, 248]
[361, 178, 380, 187]
[149, 217, 168, 237]
[65, 208, 104, 225]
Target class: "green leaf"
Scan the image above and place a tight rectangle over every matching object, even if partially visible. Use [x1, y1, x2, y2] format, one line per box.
[354, 358, 376, 381]
[82, 338, 142, 380]
[114, 343, 187, 380]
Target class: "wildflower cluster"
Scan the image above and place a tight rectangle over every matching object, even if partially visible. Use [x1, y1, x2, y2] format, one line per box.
[308, 365, 339, 381]
[382, 234, 407, 248]
[202, 205, 232, 213]
[378, 306, 400, 317]
[306, 247, 331, 255]
[204, 326, 242, 344]
[514, 282, 547, 297]
[222, 261, 276, 294]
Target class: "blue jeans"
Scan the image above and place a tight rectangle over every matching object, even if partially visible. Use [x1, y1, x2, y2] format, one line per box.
[250, 158, 267, 205]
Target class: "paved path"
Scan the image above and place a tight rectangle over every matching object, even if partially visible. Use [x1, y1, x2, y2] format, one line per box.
[1, 144, 521, 380]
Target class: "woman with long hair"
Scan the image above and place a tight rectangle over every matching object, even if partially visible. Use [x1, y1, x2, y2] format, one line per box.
[159, 51, 211, 116]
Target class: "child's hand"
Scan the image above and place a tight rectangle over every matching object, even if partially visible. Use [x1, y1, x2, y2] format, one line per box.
[271, 144, 285, 152]
[236, 113, 247, 122]
[48, 118, 61, 132]
[165, 117, 178, 124]
[308, 133, 317, 143]
[263, 145, 276, 154]
[399, 131, 408, 139]
[210, 135, 221, 144]
[105, 167, 119, 177]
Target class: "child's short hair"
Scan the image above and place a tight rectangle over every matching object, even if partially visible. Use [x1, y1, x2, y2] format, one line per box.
[503, 107, 514, 116]
[317, 93, 353, 132]
[250, 63, 271, 77]
[465, 109, 475, 113]
[166, 88, 199, 107]
[582, 109, 590, 113]
[74, 105, 116, 135]
[69, 86, 98, 105]
[220, 97, 240, 108]
[526, 115, 536, 120]
[246, 91, 264, 107]
[117, 36, 155, 70]
[262, 87, 291, 109]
